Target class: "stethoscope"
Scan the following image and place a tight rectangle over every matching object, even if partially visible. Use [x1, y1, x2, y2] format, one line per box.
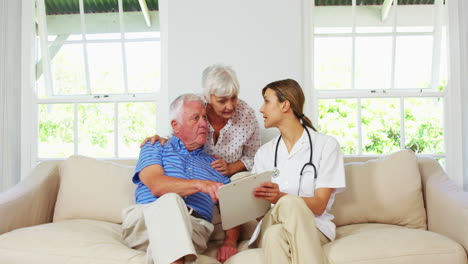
[272, 126, 317, 195]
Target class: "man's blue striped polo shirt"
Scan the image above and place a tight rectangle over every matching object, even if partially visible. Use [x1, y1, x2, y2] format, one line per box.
[133, 136, 230, 222]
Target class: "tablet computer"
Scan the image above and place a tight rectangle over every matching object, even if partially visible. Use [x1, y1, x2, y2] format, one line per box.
[218, 170, 273, 230]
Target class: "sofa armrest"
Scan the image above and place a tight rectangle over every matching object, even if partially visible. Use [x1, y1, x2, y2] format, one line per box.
[419, 157, 468, 253]
[0, 161, 61, 235]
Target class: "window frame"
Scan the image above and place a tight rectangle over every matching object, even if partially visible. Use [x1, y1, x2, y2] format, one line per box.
[22, 0, 164, 174]
[303, 0, 460, 180]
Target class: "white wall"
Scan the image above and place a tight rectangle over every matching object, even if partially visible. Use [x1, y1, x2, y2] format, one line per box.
[0, 0, 22, 191]
[159, 0, 304, 136]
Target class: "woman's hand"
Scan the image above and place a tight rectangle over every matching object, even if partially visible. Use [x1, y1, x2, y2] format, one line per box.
[254, 182, 285, 204]
[217, 226, 240, 263]
[211, 156, 232, 175]
[140, 134, 168, 148]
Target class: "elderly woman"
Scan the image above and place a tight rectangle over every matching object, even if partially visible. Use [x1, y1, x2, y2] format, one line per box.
[141, 63, 261, 263]
[143, 64, 260, 176]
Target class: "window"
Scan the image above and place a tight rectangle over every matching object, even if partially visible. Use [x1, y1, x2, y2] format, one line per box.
[35, 0, 161, 160]
[311, 0, 447, 164]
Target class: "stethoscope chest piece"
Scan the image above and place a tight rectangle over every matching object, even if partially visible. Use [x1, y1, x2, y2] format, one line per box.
[272, 167, 280, 178]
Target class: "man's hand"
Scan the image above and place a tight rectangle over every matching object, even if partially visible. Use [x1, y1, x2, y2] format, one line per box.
[140, 134, 168, 148]
[195, 180, 224, 203]
[254, 182, 285, 204]
[217, 240, 238, 263]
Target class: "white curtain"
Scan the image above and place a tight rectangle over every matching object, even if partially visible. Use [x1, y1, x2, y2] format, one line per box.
[448, 0, 468, 191]
[460, 1, 468, 191]
[0, 0, 22, 192]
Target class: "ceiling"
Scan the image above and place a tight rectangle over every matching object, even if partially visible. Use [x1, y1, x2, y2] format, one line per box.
[315, 0, 435, 5]
[44, 0, 436, 15]
[44, 0, 159, 15]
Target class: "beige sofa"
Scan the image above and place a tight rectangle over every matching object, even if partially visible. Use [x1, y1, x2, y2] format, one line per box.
[0, 150, 467, 264]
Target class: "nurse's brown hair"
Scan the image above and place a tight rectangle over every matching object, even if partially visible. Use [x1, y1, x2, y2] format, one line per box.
[262, 79, 317, 131]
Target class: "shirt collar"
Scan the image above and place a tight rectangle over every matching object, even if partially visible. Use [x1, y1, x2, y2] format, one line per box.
[169, 136, 204, 155]
[279, 127, 311, 157]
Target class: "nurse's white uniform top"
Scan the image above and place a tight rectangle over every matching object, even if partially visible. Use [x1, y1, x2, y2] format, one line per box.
[252, 126, 346, 241]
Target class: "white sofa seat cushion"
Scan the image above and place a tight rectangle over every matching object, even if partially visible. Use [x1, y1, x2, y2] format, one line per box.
[325, 223, 467, 264]
[0, 219, 145, 264]
[222, 223, 467, 264]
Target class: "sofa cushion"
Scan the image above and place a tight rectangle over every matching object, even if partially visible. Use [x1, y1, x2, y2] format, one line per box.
[53, 155, 136, 224]
[0, 219, 145, 264]
[325, 223, 467, 264]
[330, 150, 427, 229]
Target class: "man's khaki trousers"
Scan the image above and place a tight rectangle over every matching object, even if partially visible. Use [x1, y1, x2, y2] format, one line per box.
[121, 193, 215, 264]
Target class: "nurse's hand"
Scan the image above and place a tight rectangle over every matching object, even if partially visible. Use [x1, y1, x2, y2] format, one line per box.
[254, 182, 285, 204]
[140, 134, 168, 148]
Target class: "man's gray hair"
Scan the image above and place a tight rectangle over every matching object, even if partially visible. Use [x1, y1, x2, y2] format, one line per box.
[169, 93, 205, 123]
[202, 63, 240, 103]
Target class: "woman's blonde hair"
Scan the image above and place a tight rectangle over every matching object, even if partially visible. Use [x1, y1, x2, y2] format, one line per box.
[262, 79, 317, 131]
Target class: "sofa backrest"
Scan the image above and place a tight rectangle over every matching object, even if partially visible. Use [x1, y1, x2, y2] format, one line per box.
[51, 149, 431, 230]
[53, 156, 137, 224]
[331, 150, 427, 230]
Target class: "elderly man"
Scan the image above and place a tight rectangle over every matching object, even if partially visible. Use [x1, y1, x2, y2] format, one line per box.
[122, 94, 231, 264]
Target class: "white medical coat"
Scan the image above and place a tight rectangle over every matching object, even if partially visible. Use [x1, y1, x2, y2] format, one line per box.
[252, 127, 346, 240]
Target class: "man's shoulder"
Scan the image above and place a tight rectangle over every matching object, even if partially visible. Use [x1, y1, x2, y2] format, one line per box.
[140, 141, 164, 153]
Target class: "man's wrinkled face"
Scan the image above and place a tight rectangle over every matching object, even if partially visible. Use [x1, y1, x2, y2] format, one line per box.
[172, 101, 208, 150]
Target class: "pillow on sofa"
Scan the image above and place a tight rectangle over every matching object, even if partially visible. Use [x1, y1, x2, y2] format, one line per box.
[53, 155, 136, 224]
[330, 150, 427, 229]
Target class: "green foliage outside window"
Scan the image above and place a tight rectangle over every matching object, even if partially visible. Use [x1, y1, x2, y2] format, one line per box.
[319, 97, 444, 155]
[38, 102, 156, 158]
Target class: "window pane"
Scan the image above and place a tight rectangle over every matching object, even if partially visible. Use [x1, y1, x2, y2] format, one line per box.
[118, 102, 157, 157]
[361, 98, 401, 154]
[356, 6, 394, 33]
[126, 41, 161, 93]
[35, 36, 47, 98]
[314, 37, 352, 90]
[38, 104, 74, 158]
[355, 37, 392, 89]
[46, 0, 82, 41]
[314, 6, 352, 34]
[397, 5, 435, 33]
[123, 10, 160, 39]
[84, 2, 120, 40]
[395, 36, 433, 89]
[436, 158, 445, 170]
[51, 44, 87, 95]
[36, 35, 46, 98]
[37, 74, 46, 99]
[87, 43, 124, 94]
[318, 99, 358, 155]
[404, 97, 444, 154]
[78, 103, 115, 157]
[438, 27, 448, 91]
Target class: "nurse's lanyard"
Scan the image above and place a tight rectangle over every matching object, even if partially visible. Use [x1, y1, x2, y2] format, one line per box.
[273, 126, 317, 195]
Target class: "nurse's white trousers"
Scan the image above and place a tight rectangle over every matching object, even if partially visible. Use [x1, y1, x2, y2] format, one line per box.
[258, 195, 331, 264]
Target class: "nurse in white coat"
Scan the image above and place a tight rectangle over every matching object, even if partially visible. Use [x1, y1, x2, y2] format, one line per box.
[231, 79, 346, 264]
